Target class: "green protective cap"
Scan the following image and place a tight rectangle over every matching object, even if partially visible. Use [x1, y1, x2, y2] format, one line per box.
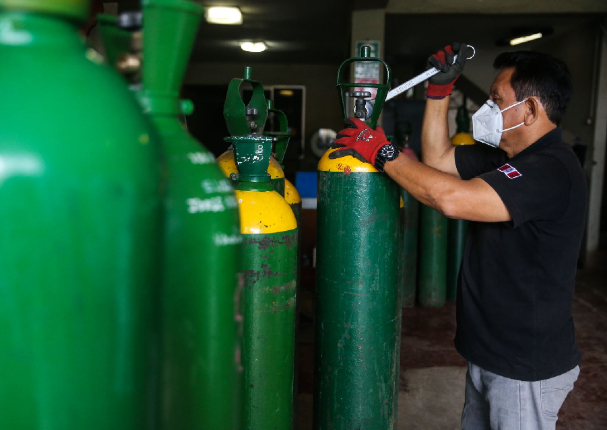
[223, 67, 268, 137]
[225, 134, 273, 184]
[0, 0, 91, 22]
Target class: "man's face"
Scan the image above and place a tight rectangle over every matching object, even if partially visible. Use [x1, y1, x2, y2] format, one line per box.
[488, 67, 528, 147]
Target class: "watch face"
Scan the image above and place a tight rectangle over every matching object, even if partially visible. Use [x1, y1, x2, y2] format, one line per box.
[380, 144, 397, 160]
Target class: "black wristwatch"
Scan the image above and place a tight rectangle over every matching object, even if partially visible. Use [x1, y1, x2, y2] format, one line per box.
[374, 143, 401, 172]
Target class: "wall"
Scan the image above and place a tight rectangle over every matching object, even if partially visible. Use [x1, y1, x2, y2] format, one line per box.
[461, 21, 606, 260]
[530, 23, 605, 260]
[460, 24, 596, 144]
[538, 25, 597, 148]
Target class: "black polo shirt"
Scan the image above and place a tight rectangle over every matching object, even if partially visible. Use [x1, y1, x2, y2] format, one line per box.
[453, 127, 587, 382]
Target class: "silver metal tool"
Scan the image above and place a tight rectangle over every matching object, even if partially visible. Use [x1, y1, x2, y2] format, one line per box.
[385, 45, 476, 102]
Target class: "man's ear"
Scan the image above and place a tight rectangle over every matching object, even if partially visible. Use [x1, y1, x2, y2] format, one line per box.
[524, 97, 541, 125]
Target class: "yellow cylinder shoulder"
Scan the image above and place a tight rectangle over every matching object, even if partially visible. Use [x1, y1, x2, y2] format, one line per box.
[284, 179, 302, 205]
[451, 132, 476, 146]
[217, 149, 285, 179]
[217, 150, 237, 178]
[235, 189, 297, 234]
[268, 157, 285, 179]
[318, 147, 378, 173]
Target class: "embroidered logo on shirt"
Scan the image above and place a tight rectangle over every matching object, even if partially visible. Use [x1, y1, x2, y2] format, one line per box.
[497, 163, 522, 179]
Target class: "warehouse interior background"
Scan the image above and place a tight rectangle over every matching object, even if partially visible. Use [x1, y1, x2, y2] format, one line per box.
[91, 1, 607, 428]
[97, 0, 607, 262]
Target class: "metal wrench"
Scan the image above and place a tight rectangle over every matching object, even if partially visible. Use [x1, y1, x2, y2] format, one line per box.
[385, 45, 476, 101]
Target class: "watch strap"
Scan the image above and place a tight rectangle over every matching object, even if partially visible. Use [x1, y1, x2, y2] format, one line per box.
[374, 143, 401, 172]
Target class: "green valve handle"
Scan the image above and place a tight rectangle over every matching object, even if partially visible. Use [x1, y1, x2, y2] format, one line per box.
[336, 44, 391, 130]
[224, 66, 268, 136]
[264, 99, 290, 166]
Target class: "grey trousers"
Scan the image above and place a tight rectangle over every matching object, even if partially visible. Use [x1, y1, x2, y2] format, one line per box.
[461, 362, 580, 430]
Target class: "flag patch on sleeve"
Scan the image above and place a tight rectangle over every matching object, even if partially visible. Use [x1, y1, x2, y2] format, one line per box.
[497, 163, 522, 179]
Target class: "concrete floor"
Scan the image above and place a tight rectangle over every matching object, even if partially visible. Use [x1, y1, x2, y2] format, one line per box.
[296, 253, 607, 429]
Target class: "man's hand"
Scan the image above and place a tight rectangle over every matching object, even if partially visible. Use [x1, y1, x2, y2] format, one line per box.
[427, 42, 469, 99]
[329, 118, 390, 167]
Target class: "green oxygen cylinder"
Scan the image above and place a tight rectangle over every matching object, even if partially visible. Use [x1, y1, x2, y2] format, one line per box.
[401, 182, 420, 307]
[223, 71, 299, 430]
[448, 103, 475, 301]
[264, 99, 302, 425]
[400, 144, 420, 307]
[265, 99, 302, 284]
[315, 46, 402, 430]
[419, 205, 448, 307]
[418, 99, 453, 308]
[266, 99, 302, 226]
[395, 121, 420, 307]
[0, 1, 161, 429]
[138, 1, 243, 430]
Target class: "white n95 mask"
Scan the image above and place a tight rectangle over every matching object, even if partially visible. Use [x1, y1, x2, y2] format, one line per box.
[472, 98, 528, 148]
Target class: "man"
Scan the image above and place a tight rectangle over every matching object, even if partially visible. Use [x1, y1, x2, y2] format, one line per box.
[331, 44, 587, 429]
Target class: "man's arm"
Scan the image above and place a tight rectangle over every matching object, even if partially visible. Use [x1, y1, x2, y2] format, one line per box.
[384, 154, 510, 222]
[330, 117, 511, 222]
[420, 97, 459, 177]
[330, 42, 510, 222]
[396, 42, 507, 221]
[419, 43, 471, 177]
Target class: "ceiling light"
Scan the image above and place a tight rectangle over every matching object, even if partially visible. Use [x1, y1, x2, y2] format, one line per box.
[279, 90, 294, 96]
[496, 28, 553, 47]
[509, 32, 543, 46]
[241, 42, 267, 53]
[205, 7, 242, 25]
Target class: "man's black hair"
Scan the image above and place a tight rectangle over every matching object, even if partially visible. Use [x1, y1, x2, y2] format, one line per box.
[493, 51, 572, 125]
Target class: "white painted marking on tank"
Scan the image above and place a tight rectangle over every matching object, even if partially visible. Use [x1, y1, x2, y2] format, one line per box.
[214, 233, 243, 246]
[187, 152, 215, 164]
[201, 179, 234, 194]
[187, 196, 225, 213]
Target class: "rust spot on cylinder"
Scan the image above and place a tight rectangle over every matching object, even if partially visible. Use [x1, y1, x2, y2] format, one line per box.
[245, 233, 297, 250]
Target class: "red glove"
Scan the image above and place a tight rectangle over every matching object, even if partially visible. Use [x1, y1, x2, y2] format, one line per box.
[427, 43, 468, 99]
[329, 118, 389, 166]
